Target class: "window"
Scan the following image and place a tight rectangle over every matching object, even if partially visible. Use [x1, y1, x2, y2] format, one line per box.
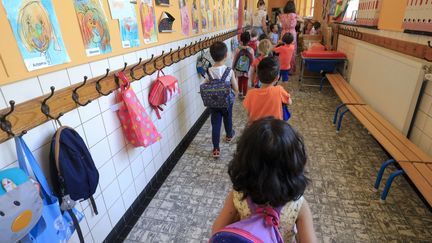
[343, 0, 359, 22]
[309, 0, 315, 17]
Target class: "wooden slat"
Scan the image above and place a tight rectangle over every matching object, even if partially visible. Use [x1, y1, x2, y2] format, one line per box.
[0, 30, 239, 143]
[347, 105, 409, 161]
[326, 73, 365, 104]
[399, 162, 432, 206]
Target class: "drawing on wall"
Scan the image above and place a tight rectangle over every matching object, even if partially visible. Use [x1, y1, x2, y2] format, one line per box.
[213, 9, 217, 29]
[140, 0, 158, 43]
[2, 0, 70, 71]
[73, 0, 112, 56]
[159, 11, 175, 32]
[156, 0, 170, 6]
[192, 0, 199, 33]
[200, 0, 207, 31]
[179, 0, 190, 36]
[108, 0, 139, 48]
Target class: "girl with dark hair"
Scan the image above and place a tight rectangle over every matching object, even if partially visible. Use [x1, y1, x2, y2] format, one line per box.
[212, 118, 317, 242]
[277, 0, 298, 73]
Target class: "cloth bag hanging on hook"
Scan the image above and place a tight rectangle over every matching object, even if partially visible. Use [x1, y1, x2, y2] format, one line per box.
[116, 71, 161, 147]
[149, 70, 180, 119]
[14, 137, 84, 243]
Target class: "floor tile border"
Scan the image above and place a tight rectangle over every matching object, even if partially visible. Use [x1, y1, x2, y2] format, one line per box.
[104, 109, 211, 243]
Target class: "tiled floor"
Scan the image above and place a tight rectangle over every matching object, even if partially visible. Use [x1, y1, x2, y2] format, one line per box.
[125, 73, 432, 242]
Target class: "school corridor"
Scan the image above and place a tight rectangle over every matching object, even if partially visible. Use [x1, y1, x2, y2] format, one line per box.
[124, 75, 432, 243]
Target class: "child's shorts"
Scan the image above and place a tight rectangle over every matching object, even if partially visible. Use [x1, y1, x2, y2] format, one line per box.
[280, 70, 290, 82]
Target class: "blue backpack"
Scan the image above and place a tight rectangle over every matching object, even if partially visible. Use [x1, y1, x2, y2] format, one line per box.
[234, 48, 253, 73]
[200, 68, 233, 108]
[210, 197, 284, 243]
[50, 126, 99, 242]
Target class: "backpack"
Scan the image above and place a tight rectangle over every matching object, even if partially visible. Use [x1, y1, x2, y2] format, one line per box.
[0, 168, 43, 243]
[149, 70, 180, 119]
[210, 197, 284, 243]
[196, 50, 213, 78]
[200, 67, 233, 108]
[50, 126, 99, 241]
[234, 48, 253, 74]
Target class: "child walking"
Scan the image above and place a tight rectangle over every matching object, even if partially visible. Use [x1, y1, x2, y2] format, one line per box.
[207, 41, 238, 158]
[269, 23, 279, 45]
[250, 39, 272, 88]
[273, 33, 295, 88]
[233, 32, 254, 98]
[248, 29, 259, 56]
[212, 117, 317, 242]
[244, 57, 292, 122]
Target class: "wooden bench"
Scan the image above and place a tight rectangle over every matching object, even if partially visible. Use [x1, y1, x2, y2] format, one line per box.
[325, 73, 366, 129]
[326, 74, 432, 206]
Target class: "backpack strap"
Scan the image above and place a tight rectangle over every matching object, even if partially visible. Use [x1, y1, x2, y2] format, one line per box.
[207, 70, 215, 82]
[221, 67, 232, 83]
[67, 209, 85, 243]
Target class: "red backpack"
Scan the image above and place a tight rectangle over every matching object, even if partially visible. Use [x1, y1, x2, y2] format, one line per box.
[149, 70, 180, 119]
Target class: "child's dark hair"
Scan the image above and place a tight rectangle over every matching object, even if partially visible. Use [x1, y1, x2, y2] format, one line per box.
[284, 0, 296, 14]
[251, 29, 258, 38]
[313, 22, 321, 30]
[210, 41, 227, 62]
[257, 56, 280, 84]
[282, 33, 294, 44]
[240, 32, 251, 45]
[258, 34, 268, 41]
[270, 23, 277, 31]
[228, 117, 309, 207]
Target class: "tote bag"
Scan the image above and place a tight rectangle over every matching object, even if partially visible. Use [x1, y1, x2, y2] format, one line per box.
[15, 137, 84, 243]
[116, 71, 161, 147]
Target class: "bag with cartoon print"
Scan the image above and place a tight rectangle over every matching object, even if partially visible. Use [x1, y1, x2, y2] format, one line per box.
[116, 71, 162, 147]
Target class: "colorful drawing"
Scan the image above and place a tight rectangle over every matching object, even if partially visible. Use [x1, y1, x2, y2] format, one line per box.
[2, 0, 70, 71]
[192, 0, 199, 33]
[108, 0, 139, 48]
[179, 0, 190, 36]
[156, 0, 170, 5]
[200, 0, 207, 31]
[140, 0, 158, 43]
[73, 0, 112, 56]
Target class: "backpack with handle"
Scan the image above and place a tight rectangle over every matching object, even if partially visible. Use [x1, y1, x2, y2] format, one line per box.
[234, 48, 253, 76]
[116, 71, 162, 147]
[200, 67, 233, 108]
[210, 197, 284, 243]
[0, 166, 43, 243]
[148, 70, 180, 119]
[16, 136, 84, 243]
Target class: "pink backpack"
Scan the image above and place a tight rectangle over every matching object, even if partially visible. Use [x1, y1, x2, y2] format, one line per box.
[148, 70, 180, 119]
[116, 72, 161, 147]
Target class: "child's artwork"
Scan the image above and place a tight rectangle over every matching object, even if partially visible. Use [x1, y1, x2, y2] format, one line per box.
[200, 0, 207, 31]
[179, 0, 190, 36]
[159, 11, 175, 32]
[73, 0, 112, 56]
[2, 0, 70, 71]
[207, 10, 213, 30]
[156, 0, 170, 6]
[191, 0, 199, 33]
[140, 0, 158, 43]
[108, 0, 139, 48]
[213, 9, 217, 29]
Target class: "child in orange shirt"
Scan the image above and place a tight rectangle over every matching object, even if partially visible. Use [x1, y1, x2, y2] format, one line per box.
[243, 57, 292, 122]
[273, 33, 295, 84]
[250, 39, 272, 88]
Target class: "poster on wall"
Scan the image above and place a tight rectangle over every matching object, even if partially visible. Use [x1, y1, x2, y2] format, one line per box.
[192, 0, 199, 33]
[179, 0, 190, 36]
[140, 0, 158, 43]
[156, 0, 170, 6]
[108, 0, 140, 48]
[73, 0, 112, 56]
[2, 0, 70, 71]
[200, 0, 208, 31]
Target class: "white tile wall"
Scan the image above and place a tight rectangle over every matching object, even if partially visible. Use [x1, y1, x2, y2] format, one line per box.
[0, 29, 235, 242]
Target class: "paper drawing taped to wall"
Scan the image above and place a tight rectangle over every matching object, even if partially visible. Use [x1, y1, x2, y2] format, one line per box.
[192, 0, 199, 33]
[2, 0, 70, 71]
[108, 0, 140, 48]
[180, 0, 190, 36]
[140, 0, 158, 44]
[200, 0, 208, 31]
[156, 0, 170, 6]
[73, 0, 112, 56]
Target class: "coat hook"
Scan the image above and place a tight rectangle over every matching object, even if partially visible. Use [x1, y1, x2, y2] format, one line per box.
[41, 86, 64, 123]
[0, 100, 16, 136]
[121, 62, 127, 72]
[96, 68, 112, 96]
[163, 48, 173, 66]
[72, 76, 92, 106]
[174, 46, 181, 63]
[193, 41, 199, 52]
[143, 54, 155, 75]
[428, 41, 432, 48]
[130, 58, 144, 80]
[154, 51, 165, 70]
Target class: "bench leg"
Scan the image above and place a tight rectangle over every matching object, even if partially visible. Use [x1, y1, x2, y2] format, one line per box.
[319, 77, 327, 91]
[333, 104, 346, 125]
[381, 170, 404, 201]
[336, 108, 350, 132]
[374, 159, 396, 190]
